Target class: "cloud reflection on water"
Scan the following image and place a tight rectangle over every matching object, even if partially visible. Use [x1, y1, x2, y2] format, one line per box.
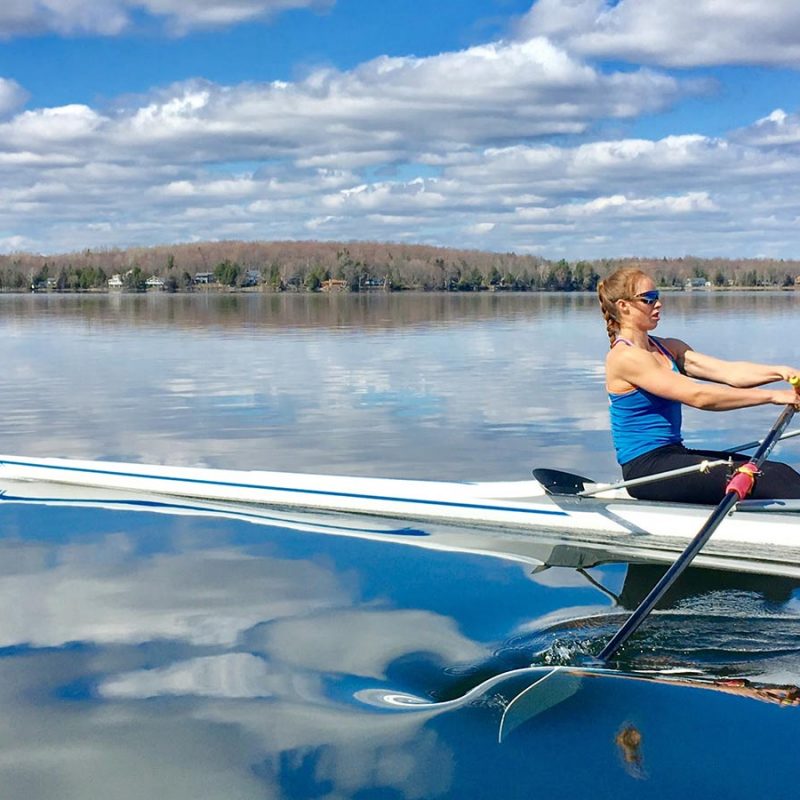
[3, 292, 799, 481]
[0, 293, 618, 480]
[0, 506, 483, 798]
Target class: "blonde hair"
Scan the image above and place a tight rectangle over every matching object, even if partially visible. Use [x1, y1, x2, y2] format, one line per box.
[597, 267, 650, 347]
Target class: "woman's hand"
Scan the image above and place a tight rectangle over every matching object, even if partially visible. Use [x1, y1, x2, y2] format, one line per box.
[770, 387, 800, 408]
[777, 367, 800, 384]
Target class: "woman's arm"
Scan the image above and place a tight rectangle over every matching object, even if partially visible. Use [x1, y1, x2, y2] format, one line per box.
[660, 338, 797, 387]
[610, 346, 799, 411]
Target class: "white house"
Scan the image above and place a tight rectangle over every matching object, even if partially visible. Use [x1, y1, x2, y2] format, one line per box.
[685, 277, 711, 289]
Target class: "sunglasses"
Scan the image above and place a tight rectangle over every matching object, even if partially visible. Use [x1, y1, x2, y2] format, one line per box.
[631, 290, 660, 305]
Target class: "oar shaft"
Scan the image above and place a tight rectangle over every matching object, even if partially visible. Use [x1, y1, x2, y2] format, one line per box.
[577, 458, 729, 497]
[726, 427, 800, 453]
[598, 401, 798, 662]
[753, 403, 798, 461]
[581, 424, 800, 498]
[597, 494, 738, 660]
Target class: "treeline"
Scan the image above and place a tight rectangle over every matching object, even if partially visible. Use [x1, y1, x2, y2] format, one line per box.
[0, 241, 799, 292]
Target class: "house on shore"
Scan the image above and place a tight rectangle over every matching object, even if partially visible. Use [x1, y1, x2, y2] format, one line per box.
[321, 279, 348, 292]
[243, 269, 261, 287]
[685, 277, 711, 289]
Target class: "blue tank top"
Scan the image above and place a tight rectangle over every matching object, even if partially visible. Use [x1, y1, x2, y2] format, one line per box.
[608, 336, 683, 465]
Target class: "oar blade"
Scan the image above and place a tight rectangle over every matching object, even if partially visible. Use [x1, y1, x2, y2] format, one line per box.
[532, 468, 594, 495]
[498, 668, 583, 742]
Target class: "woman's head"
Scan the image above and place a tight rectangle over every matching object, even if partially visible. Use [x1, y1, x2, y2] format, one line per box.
[597, 267, 655, 345]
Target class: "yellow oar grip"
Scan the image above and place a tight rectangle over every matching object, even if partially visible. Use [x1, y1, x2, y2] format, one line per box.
[791, 376, 800, 387]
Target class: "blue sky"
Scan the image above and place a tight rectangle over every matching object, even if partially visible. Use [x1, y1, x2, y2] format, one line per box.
[2, 0, 800, 259]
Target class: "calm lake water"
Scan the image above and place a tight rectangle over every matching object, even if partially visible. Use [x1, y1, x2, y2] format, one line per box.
[0, 290, 799, 798]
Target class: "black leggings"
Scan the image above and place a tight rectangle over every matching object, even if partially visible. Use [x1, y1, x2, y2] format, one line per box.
[621, 444, 800, 504]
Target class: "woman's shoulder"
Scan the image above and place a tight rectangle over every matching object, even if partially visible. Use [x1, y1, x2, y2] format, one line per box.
[652, 335, 691, 355]
[650, 335, 693, 374]
[606, 339, 651, 369]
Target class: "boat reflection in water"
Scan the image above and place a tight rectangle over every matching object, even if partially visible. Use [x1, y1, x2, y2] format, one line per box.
[0, 477, 798, 797]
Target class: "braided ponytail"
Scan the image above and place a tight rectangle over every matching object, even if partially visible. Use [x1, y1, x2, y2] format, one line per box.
[597, 268, 650, 348]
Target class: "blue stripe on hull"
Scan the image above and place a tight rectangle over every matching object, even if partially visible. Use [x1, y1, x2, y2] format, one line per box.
[0, 459, 568, 518]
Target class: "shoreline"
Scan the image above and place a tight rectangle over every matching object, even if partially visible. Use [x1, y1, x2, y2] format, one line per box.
[7, 285, 799, 296]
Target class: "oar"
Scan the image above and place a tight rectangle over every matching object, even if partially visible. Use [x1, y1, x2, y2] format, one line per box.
[534, 428, 800, 498]
[596, 396, 798, 661]
[726, 427, 800, 454]
[501, 387, 799, 741]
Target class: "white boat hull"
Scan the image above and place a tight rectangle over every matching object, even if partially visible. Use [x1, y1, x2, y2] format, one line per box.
[0, 454, 799, 574]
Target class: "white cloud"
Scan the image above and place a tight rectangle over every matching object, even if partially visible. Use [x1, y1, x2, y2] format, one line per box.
[4, 116, 800, 258]
[0, 234, 33, 251]
[0, 40, 684, 167]
[0, 14, 797, 258]
[0, 0, 129, 37]
[0, 33, 708, 255]
[734, 109, 800, 147]
[0, 77, 28, 116]
[556, 191, 718, 217]
[449, 133, 800, 194]
[467, 222, 496, 234]
[0, 0, 331, 37]
[9, 104, 104, 142]
[145, 0, 333, 33]
[517, 0, 800, 67]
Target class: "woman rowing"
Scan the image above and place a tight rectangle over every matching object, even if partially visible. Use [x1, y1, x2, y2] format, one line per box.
[598, 267, 800, 503]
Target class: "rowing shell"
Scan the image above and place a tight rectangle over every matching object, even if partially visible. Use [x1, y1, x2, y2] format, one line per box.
[0, 454, 799, 574]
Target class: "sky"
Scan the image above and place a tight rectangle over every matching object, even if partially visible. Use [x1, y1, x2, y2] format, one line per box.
[2, 0, 800, 259]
